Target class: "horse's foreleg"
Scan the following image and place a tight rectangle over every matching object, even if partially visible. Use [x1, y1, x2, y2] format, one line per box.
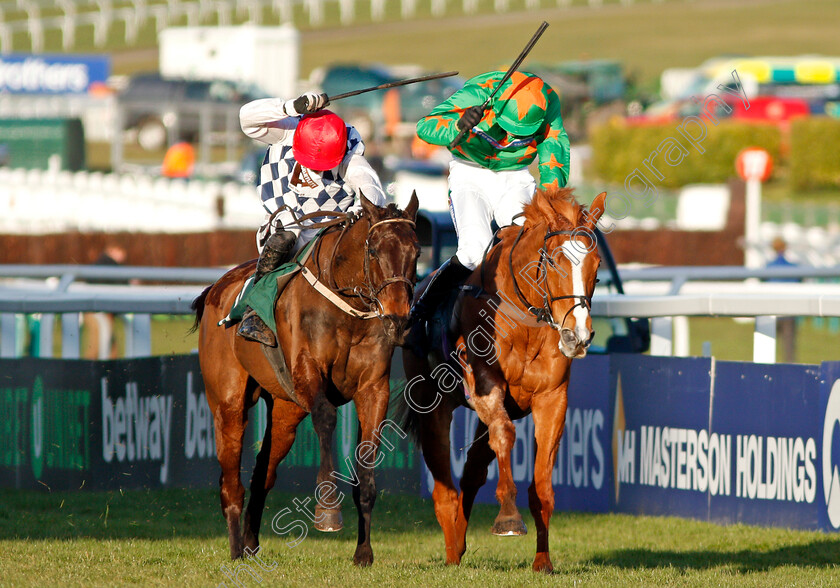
[243, 395, 307, 552]
[311, 394, 343, 532]
[349, 383, 390, 567]
[528, 389, 568, 573]
[418, 401, 461, 564]
[471, 385, 524, 537]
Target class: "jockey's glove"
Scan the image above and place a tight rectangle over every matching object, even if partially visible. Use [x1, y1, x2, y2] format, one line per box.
[457, 105, 484, 131]
[286, 92, 330, 116]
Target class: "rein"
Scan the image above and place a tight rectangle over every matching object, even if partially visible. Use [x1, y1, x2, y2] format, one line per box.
[312, 215, 416, 320]
[503, 224, 592, 330]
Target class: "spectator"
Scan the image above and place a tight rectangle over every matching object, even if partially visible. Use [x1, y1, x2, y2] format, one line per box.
[82, 245, 127, 360]
[161, 141, 196, 178]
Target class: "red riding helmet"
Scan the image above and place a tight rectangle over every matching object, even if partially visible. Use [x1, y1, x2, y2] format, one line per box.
[292, 110, 348, 171]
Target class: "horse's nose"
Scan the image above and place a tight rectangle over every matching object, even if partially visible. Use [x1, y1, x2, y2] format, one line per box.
[384, 315, 409, 345]
[560, 328, 579, 348]
[575, 325, 592, 347]
[560, 327, 591, 358]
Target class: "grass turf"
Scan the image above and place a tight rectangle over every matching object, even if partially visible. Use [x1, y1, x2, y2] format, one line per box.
[2, 487, 840, 587]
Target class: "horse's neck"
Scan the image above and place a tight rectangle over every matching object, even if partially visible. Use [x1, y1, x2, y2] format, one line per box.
[310, 221, 366, 286]
[487, 224, 544, 294]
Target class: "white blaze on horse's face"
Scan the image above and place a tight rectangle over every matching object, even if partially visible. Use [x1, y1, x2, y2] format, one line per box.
[558, 239, 593, 358]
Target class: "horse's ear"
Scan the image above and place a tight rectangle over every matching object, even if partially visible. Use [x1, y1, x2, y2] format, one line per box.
[359, 190, 378, 219]
[405, 191, 419, 222]
[584, 192, 608, 228]
[534, 190, 555, 223]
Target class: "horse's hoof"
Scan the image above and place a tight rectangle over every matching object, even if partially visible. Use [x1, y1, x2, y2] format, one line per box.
[243, 533, 259, 552]
[230, 544, 244, 560]
[532, 553, 554, 573]
[314, 510, 343, 532]
[352, 546, 374, 567]
[491, 517, 527, 536]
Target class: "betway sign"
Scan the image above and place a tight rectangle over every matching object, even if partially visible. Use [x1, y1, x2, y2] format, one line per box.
[0, 356, 417, 495]
[0, 54, 110, 94]
[0, 357, 222, 491]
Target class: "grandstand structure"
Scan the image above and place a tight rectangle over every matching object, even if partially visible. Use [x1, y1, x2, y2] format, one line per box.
[0, 0, 656, 53]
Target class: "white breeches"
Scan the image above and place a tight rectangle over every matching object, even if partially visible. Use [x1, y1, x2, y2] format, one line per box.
[447, 158, 536, 270]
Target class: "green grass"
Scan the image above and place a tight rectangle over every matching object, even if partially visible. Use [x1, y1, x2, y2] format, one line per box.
[688, 317, 840, 365]
[2, 487, 840, 586]
[102, 0, 840, 89]
[300, 0, 840, 88]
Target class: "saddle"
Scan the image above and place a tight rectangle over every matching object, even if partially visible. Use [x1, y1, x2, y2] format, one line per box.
[226, 232, 322, 332]
[222, 233, 322, 406]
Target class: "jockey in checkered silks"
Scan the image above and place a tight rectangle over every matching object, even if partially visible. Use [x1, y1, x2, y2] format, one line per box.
[236, 92, 388, 346]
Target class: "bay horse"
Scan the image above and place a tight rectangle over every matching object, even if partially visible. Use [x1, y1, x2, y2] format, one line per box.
[193, 193, 420, 566]
[399, 187, 606, 572]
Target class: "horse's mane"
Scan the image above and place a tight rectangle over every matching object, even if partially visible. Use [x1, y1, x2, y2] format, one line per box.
[378, 202, 408, 220]
[522, 186, 583, 231]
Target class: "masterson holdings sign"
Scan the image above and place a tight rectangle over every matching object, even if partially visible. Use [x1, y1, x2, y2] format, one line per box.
[439, 355, 840, 533]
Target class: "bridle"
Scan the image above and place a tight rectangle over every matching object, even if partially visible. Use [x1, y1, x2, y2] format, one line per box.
[507, 224, 593, 330]
[321, 215, 417, 319]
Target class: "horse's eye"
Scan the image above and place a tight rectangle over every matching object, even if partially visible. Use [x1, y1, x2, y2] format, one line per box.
[368, 248, 377, 258]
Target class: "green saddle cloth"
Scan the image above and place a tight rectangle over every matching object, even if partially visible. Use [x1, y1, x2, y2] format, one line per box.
[227, 232, 321, 333]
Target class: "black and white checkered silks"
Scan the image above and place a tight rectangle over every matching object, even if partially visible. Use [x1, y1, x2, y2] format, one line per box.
[255, 126, 364, 252]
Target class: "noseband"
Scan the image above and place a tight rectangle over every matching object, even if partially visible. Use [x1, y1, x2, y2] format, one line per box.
[509, 225, 592, 330]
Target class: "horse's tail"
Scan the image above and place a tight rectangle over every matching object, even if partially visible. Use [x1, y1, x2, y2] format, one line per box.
[189, 285, 213, 335]
[390, 378, 421, 444]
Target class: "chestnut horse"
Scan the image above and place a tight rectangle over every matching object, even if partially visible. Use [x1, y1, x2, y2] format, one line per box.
[399, 187, 606, 572]
[193, 193, 419, 566]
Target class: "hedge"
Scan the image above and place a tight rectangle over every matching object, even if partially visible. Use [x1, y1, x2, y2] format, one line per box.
[790, 118, 840, 190]
[590, 118, 782, 188]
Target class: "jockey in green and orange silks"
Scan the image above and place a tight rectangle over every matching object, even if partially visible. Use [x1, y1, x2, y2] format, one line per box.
[416, 71, 570, 192]
[409, 71, 572, 329]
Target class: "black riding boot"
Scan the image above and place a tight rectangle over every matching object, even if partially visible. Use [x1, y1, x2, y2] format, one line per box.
[410, 256, 473, 325]
[237, 231, 297, 346]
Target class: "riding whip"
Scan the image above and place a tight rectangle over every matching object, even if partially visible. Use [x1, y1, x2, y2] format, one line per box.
[327, 71, 460, 102]
[449, 21, 550, 149]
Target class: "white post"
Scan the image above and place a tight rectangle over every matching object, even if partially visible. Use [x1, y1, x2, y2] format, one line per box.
[371, 0, 386, 20]
[1, 313, 17, 358]
[39, 314, 55, 358]
[61, 313, 80, 359]
[745, 177, 763, 269]
[673, 315, 690, 357]
[124, 313, 152, 358]
[339, 0, 354, 24]
[650, 317, 673, 356]
[753, 315, 777, 364]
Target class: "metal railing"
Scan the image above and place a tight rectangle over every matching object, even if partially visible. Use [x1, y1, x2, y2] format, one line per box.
[3, 264, 840, 363]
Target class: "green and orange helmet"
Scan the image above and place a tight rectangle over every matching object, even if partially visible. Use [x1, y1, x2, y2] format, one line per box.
[491, 71, 550, 136]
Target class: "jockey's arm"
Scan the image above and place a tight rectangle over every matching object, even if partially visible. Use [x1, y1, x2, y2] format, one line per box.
[345, 153, 387, 212]
[416, 78, 489, 147]
[536, 117, 571, 191]
[239, 98, 298, 145]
